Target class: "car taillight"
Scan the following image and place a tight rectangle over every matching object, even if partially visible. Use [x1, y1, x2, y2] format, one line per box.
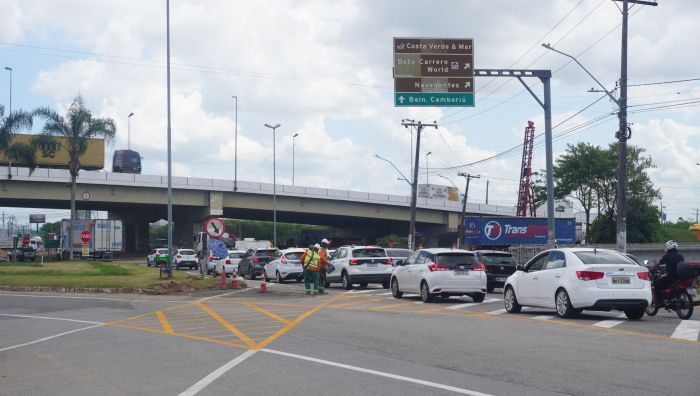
[637, 271, 650, 281]
[349, 259, 359, 265]
[156, 253, 160, 257]
[576, 271, 605, 281]
[176, 255, 181, 259]
[471, 264, 486, 271]
[281, 257, 288, 264]
[253, 257, 260, 263]
[225, 259, 232, 265]
[385, 258, 393, 265]
[427, 263, 450, 272]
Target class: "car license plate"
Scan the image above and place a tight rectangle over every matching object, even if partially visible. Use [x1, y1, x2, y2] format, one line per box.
[612, 276, 630, 285]
[367, 263, 377, 268]
[454, 270, 468, 276]
[495, 277, 506, 282]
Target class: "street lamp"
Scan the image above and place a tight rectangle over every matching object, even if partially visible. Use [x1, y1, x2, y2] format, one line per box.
[374, 154, 411, 186]
[165, 0, 173, 277]
[437, 174, 459, 190]
[4, 67, 11, 114]
[127, 112, 134, 150]
[292, 133, 299, 186]
[265, 123, 281, 247]
[425, 151, 432, 185]
[232, 95, 238, 191]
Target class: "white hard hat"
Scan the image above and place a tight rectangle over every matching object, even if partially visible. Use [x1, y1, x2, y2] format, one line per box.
[313, 243, 321, 249]
[321, 239, 330, 244]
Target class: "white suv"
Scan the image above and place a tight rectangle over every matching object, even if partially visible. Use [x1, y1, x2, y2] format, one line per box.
[174, 249, 199, 270]
[391, 248, 487, 303]
[327, 246, 393, 290]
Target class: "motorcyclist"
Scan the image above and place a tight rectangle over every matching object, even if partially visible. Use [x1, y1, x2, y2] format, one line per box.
[650, 240, 685, 307]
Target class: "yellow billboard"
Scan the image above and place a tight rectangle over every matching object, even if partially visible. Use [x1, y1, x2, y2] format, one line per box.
[0, 134, 104, 170]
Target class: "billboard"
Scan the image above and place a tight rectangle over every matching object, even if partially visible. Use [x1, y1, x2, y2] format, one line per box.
[29, 214, 46, 224]
[0, 134, 104, 170]
[418, 184, 459, 201]
[464, 216, 577, 245]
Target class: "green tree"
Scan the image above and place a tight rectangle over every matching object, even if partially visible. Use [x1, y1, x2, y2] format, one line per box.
[0, 104, 36, 174]
[34, 97, 116, 259]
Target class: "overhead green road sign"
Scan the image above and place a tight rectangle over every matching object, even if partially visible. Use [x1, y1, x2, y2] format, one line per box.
[395, 92, 474, 107]
[393, 37, 475, 108]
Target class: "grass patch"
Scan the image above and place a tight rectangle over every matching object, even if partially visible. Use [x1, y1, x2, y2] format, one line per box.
[0, 260, 219, 290]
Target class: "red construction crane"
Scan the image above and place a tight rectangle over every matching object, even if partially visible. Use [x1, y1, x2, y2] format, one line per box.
[516, 121, 535, 217]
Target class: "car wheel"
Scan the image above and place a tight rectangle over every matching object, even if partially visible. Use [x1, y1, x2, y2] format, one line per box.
[645, 298, 659, 316]
[146, 260, 151, 267]
[676, 291, 694, 320]
[296, 277, 302, 283]
[249, 271, 256, 281]
[471, 293, 486, 303]
[359, 281, 368, 288]
[555, 289, 574, 318]
[420, 281, 434, 303]
[624, 308, 645, 320]
[342, 272, 352, 290]
[264, 271, 270, 282]
[324, 280, 331, 288]
[504, 286, 522, 313]
[276, 271, 284, 284]
[391, 278, 403, 298]
[487, 285, 495, 293]
[381, 281, 390, 289]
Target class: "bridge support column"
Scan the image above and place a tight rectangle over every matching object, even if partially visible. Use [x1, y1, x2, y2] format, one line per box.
[123, 221, 150, 254]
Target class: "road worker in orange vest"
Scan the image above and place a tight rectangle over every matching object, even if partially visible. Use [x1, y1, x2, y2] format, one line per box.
[300, 244, 321, 295]
[318, 239, 332, 294]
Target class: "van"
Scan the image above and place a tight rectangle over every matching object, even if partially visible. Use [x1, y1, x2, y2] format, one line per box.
[112, 149, 142, 173]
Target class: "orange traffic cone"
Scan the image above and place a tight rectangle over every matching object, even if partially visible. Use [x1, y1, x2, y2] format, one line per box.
[259, 273, 267, 292]
[219, 268, 227, 289]
[230, 270, 240, 289]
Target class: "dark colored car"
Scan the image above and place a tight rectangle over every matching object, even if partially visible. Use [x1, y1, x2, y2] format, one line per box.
[112, 149, 142, 173]
[474, 250, 518, 292]
[9, 246, 36, 262]
[237, 248, 278, 280]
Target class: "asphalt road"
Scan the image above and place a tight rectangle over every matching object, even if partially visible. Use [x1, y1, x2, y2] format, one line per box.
[1, 281, 699, 396]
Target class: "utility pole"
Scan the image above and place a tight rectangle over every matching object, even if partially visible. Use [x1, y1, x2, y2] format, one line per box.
[401, 119, 438, 250]
[456, 173, 480, 248]
[615, 0, 658, 252]
[485, 180, 489, 205]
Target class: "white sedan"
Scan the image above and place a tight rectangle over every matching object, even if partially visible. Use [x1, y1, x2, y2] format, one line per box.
[390, 248, 487, 303]
[503, 248, 652, 319]
[264, 248, 306, 283]
[213, 250, 246, 277]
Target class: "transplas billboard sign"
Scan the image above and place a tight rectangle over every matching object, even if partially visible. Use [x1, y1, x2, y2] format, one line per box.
[464, 216, 576, 245]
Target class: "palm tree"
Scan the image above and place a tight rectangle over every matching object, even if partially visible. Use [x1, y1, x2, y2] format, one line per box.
[0, 104, 36, 178]
[34, 96, 116, 259]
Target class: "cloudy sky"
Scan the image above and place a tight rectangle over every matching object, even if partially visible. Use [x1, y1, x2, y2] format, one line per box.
[1, 0, 699, 224]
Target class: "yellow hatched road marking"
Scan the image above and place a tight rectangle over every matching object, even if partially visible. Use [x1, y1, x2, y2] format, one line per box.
[369, 301, 417, 311]
[156, 310, 174, 334]
[242, 302, 291, 325]
[196, 302, 257, 348]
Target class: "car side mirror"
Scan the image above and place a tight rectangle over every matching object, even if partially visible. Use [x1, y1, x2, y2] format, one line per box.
[395, 260, 404, 266]
[516, 264, 525, 272]
[643, 259, 649, 266]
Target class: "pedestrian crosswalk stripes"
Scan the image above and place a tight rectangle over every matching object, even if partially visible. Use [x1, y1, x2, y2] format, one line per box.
[670, 320, 700, 341]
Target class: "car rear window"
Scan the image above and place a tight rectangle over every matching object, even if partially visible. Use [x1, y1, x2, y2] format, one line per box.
[179, 250, 195, 255]
[353, 248, 387, 258]
[285, 252, 304, 261]
[255, 249, 277, 257]
[480, 253, 517, 265]
[229, 252, 245, 258]
[436, 253, 479, 268]
[157, 249, 169, 254]
[574, 251, 637, 265]
[386, 249, 412, 258]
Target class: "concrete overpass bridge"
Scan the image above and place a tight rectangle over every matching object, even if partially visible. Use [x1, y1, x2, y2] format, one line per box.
[1, 167, 555, 253]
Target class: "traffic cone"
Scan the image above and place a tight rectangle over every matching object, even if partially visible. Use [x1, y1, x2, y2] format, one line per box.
[259, 273, 267, 292]
[219, 268, 227, 289]
[230, 270, 239, 289]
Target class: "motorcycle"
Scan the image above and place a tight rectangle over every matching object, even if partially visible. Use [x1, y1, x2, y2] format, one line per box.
[645, 260, 699, 320]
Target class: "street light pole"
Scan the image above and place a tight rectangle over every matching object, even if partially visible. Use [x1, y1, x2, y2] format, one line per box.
[127, 112, 134, 150]
[425, 152, 432, 185]
[265, 123, 281, 247]
[4, 67, 11, 114]
[457, 173, 480, 248]
[165, 0, 173, 278]
[375, 154, 411, 186]
[292, 133, 299, 186]
[232, 95, 238, 191]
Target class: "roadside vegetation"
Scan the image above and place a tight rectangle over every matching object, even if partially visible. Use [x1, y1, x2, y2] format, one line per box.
[0, 260, 219, 290]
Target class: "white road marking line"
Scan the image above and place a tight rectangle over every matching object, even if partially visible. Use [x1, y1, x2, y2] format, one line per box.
[532, 315, 555, 321]
[375, 292, 393, 296]
[178, 350, 258, 396]
[403, 293, 419, 298]
[345, 289, 379, 294]
[0, 313, 104, 325]
[487, 309, 507, 315]
[414, 301, 424, 304]
[198, 288, 252, 302]
[671, 320, 700, 341]
[0, 324, 104, 353]
[483, 298, 501, 304]
[593, 319, 625, 329]
[446, 303, 478, 310]
[262, 349, 493, 396]
[0, 292, 184, 303]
